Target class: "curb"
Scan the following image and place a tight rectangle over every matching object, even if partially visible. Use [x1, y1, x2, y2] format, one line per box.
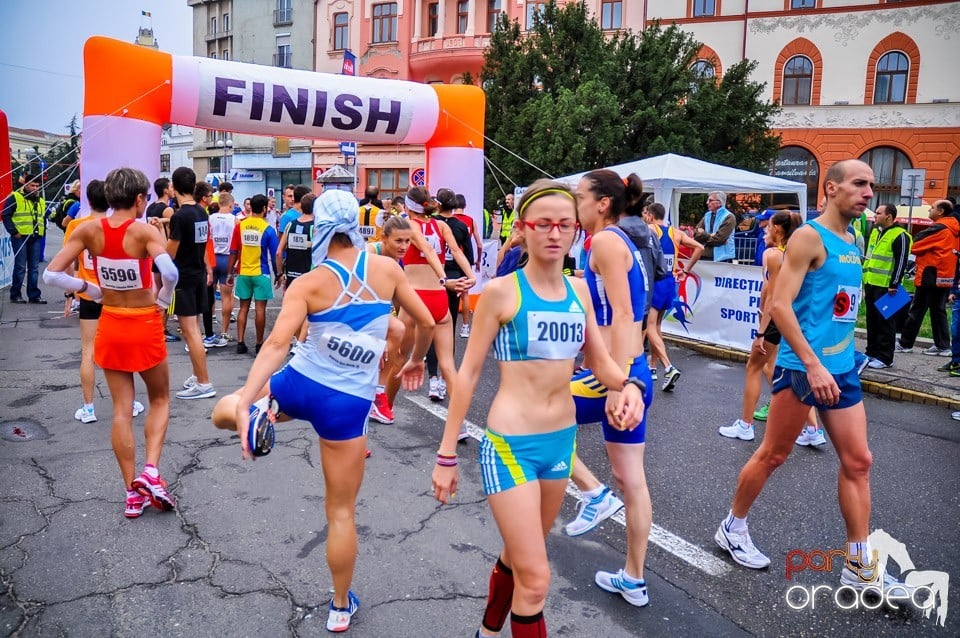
[665, 335, 960, 411]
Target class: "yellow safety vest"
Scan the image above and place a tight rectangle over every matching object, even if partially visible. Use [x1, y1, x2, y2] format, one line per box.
[863, 226, 912, 288]
[500, 208, 516, 241]
[10, 191, 46, 237]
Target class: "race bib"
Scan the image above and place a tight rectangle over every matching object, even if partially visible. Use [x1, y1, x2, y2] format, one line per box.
[288, 232, 309, 250]
[832, 285, 860, 322]
[358, 225, 377, 238]
[242, 230, 262, 247]
[213, 235, 231, 253]
[318, 325, 386, 371]
[82, 250, 93, 272]
[664, 254, 675, 271]
[194, 221, 209, 243]
[96, 256, 143, 291]
[527, 310, 585, 360]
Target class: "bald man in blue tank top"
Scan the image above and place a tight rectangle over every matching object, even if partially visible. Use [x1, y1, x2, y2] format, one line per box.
[715, 159, 909, 592]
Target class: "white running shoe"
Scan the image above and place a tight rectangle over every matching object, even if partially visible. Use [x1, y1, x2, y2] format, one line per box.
[594, 569, 649, 607]
[662, 366, 681, 392]
[894, 342, 913, 353]
[182, 375, 197, 389]
[176, 383, 216, 400]
[326, 591, 359, 632]
[457, 423, 471, 442]
[714, 521, 770, 569]
[437, 377, 447, 400]
[649, 367, 658, 382]
[428, 376, 441, 402]
[184, 343, 209, 354]
[132, 401, 145, 417]
[796, 427, 827, 447]
[565, 487, 624, 537]
[74, 406, 97, 424]
[866, 358, 892, 369]
[718, 419, 755, 441]
[840, 565, 912, 593]
[459, 324, 471, 338]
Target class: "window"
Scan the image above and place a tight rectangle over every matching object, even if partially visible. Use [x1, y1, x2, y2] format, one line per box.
[223, 13, 230, 32]
[859, 146, 912, 207]
[948, 156, 960, 203]
[210, 16, 217, 35]
[334, 12, 349, 50]
[457, 1, 469, 34]
[222, 49, 229, 60]
[693, 0, 715, 17]
[782, 56, 812, 105]
[275, 0, 292, 25]
[526, 2, 546, 29]
[601, 1, 622, 29]
[210, 156, 222, 173]
[209, 51, 217, 59]
[373, 3, 398, 43]
[275, 40, 292, 68]
[772, 147, 819, 210]
[874, 52, 908, 104]
[487, 0, 502, 33]
[428, 3, 439, 36]
[791, 0, 816, 8]
[160, 154, 171, 173]
[367, 168, 409, 202]
[690, 60, 715, 93]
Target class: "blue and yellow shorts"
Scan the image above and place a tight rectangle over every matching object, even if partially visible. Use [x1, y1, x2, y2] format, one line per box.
[479, 425, 577, 495]
[571, 356, 654, 444]
[771, 365, 862, 411]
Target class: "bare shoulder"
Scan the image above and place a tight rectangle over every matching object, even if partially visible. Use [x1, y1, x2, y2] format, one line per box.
[567, 275, 590, 298]
[784, 224, 825, 266]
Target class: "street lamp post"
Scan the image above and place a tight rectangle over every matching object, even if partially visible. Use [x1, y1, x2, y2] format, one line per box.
[215, 138, 233, 180]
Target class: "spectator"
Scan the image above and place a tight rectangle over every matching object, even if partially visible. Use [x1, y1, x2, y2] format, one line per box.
[941, 245, 960, 376]
[229, 193, 279, 355]
[751, 210, 774, 265]
[897, 200, 958, 356]
[55, 180, 81, 230]
[863, 204, 913, 368]
[358, 184, 384, 209]
[2, 173, 47, 303]
[694, 191, 736, 262]
[279, 185, 311, 235]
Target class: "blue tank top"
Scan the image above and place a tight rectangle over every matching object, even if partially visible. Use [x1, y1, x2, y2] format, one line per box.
[777, 220, 862, 374]
[657, 223, 678, 273]
[494, 269, 586, 362]
[585, 225, 647, 326]
[289, 251, 392, 399]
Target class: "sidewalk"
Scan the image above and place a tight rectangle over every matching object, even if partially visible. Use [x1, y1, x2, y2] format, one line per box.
[666, 330, 960, 410]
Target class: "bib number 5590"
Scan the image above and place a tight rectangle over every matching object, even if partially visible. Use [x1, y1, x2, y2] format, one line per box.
[327, 335, 377, 365]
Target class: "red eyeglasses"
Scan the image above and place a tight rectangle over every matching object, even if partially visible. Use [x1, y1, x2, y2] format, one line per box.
[521, 220, 579, 234]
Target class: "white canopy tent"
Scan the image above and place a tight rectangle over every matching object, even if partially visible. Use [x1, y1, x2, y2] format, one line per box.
[561, 153, 808, 224]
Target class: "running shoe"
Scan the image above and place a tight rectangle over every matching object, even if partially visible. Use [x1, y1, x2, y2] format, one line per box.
[662, 366, 681, 392]
[176, 383, 216, 400]
[247, 396, 278, 457]
[795, 427, 827, 447]
[184, 343, 209, 354]
[594, 569, 649, 607]
[255, 343, 263, 354]
[952, 411, 960, 421]
[124, 492, 147, 519]
[951, 368, 960, 378]
[74, 405, 97, 424]
[326, 590, 360, 632]
[230, 312, 237, 323]
[236, 341, 248, 354]
[922, 345, 952, 356]
[132, 401, 145, 417]
[457, 423, 471, 442]
[840, 565, 912, 592]
[714, 521, 770, 569]
[564, 487, 624, 537]
[131, 471, 176, 511]
[752, 402, 770, 421]
[937, 361, 960, 372]
[438, 377, 448, 400]
[428, 376, 441, 402]
[164, 330, 181, 342]
[855, 351, 870, 376]
[718, 419, 755, 441]
[649, 367, 658, 382]
[460, 324, 471, 338]
[202, 335, 219, 348]
[182, 375, 197, 389]
[369, 393, 394, 424]
[894, 342, 913, 353]
[866, 358, 892, 369]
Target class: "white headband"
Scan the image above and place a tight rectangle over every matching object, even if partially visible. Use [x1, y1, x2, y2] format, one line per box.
[404, 196, 424, 214]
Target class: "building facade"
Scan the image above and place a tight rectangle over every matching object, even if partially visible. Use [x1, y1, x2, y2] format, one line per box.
[187, 0, 317, 200]
[310, 0, 959, 206]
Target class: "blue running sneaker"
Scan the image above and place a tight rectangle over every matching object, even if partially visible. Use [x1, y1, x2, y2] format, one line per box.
[595, 569, 649, 607]
[565, 487, 624, 536]
[247, 396, 278, 457]
[326, 590, 359, 632]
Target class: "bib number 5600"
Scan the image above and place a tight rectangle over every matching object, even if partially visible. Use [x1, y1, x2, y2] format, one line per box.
[327, 335, 377, 364]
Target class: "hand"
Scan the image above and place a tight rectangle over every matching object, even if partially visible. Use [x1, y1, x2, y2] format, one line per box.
[608, 385, 646, 431]
[949, 294, 956, 304]
[889, 288, 899, 297]
[805, 361, 840, 407]
[397, 358, 426, 391]
[274, 276, 283, 289]
[432, 464, 459, 504]
[207, 271, 213, 287]
[753, 334, 767, 356]
[604, 390, 627, 431]
[234, 400, 254, 461]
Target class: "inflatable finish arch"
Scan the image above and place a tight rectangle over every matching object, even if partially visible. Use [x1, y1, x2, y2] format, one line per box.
[82, 37, 484, 219]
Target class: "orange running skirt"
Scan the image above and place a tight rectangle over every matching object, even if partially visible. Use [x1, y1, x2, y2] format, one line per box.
[94, 306, 166, 372]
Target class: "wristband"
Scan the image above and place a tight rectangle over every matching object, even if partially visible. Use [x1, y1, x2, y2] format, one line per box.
[436, 452, 457, 467]
[622, 377, 646, 394]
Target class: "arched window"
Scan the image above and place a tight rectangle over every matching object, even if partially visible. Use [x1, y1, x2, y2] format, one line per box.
[859, 146, 912, 207]
[948, 156, 960, 203]
[691, 59, 715, 80]
[874, 52, 908, 104]
[782, 56, 812, 105]
[772, 146, 819, 210]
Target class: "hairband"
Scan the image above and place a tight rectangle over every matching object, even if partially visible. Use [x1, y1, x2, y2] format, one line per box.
[517, 188, 575, 217]
[404, 196, 424, 214]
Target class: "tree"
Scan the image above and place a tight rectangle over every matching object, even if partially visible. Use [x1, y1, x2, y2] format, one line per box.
[479, 2, 781, 210]
[39, 115, 81, 205]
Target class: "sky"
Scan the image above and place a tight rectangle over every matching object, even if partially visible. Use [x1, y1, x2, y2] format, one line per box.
[0, 1, 193, 134]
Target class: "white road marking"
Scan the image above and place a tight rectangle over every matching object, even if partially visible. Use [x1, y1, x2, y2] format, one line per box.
[406, 394, 732, 577]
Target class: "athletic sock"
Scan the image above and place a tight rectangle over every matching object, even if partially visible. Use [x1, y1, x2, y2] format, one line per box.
[481, 557, 514, 633]
[143, 464, 159, 479]
[725, 510, 748, 534]
[83, 403, 94, 412]
[510, 611, 546, 638]
[582, 485, 605, 500]
[375, 384, 385, 394]
[621, 570, 645, 586]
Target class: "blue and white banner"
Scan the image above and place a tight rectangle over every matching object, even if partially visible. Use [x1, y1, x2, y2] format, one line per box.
[0, 226, 13, 290]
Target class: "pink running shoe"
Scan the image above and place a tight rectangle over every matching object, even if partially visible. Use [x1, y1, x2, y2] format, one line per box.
[125, 492, 147, 519]
[369, 393, 394, 424]
[131, 471, 176, 511]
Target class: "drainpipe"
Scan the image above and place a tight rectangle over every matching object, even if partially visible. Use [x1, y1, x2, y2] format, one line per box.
[742, 0, 749, 61]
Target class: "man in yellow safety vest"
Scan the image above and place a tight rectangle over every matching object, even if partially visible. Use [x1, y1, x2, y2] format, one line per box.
[2, 173, 48, 303]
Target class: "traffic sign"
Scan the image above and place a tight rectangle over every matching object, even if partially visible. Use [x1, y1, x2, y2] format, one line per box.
[900, 168, 926, 200]
[411, 168, 426, 187]
[339, 142, 356, 156]
[314, 167, 326, 182]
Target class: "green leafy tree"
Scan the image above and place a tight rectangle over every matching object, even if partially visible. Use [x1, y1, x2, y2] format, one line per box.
[480, 2, 781, 210]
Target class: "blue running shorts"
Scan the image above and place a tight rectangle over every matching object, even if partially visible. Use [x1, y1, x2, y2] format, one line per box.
[651, 276, 677, 312]
[479, 425, 577, 495]
[571, 357, 654, 444]
[270, 364, 370, 440]
[771, 365, 862, 410]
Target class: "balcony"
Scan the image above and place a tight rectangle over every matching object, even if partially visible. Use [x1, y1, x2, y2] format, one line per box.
[274, 7, 292, 26]
[205, 29, 231, 42]
[273, 52, 293, 68]
[408, 34, 490, 81]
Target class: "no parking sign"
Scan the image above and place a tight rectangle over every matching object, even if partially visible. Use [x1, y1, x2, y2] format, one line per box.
[411, 168, 425, 187]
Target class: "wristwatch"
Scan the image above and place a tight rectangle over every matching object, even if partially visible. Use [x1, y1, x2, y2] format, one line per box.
[622, 377, 646, 393]
[439, 277, 447, 286]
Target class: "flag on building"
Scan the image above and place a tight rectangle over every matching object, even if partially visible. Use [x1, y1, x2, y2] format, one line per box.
[341, 50, 356, 77]
[142, 10, 151, 17]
